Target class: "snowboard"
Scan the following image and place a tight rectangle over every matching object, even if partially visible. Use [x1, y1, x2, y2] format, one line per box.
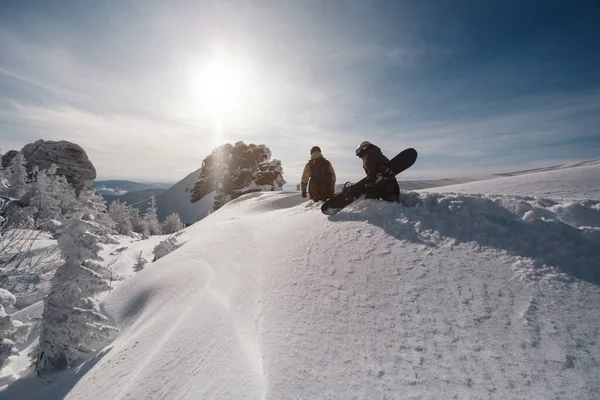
[321, 148, 418, 215]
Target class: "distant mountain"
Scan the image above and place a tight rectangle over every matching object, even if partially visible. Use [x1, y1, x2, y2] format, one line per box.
[96, 173, 213, 225]
[101, 188, 165, 207]
[93, 180, 172, 194]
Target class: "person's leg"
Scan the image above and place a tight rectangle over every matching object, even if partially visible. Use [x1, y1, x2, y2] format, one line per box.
[382, 181, 400, 202]
[309, 183, 319, 201]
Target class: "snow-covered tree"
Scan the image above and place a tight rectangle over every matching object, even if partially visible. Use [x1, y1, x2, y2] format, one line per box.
[0, 150, 8, 192]
[36, 219, 116, 371]
[0, 288, 30, 369]
[144, 196, 161, 236]
[6, 152, 28, 199]
[128, 208, 149, 238]
[17, 165, 80, 231]
[75, 189, 115, 233]
[133, 251, 147, 272]
[22, 166, 61, 226]
[108, 201, 133, 235]
[162, 213, 183, 234]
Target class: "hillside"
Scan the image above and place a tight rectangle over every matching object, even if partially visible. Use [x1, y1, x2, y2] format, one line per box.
[1, 162, 599, 400]
[154, 168, 215, 224]
[423, 159, 600, 200]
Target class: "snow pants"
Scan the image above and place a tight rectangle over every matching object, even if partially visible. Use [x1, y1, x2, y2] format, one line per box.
[364, 180, 400, 202]
[309, 182, 334, 201]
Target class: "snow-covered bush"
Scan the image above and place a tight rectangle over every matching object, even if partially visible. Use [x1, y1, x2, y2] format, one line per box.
[152, 232, 183, 261]
[36, 220, 117, 371]
[162, 213, 183, 234]
[133, 251, 147, 272]
[0, 288, 30, 369]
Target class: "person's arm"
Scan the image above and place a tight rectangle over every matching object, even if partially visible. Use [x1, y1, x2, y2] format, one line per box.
[300, 163, 310, 195]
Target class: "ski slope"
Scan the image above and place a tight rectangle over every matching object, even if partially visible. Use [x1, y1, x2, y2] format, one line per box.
[2, 164, 600, 399]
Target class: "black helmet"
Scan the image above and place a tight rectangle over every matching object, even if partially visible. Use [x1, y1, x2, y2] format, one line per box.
[355, 141, 372, 157]
[310, 146, 321, 154]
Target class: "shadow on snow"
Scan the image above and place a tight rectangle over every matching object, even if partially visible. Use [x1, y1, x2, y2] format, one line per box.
[328, 193, 600, 285]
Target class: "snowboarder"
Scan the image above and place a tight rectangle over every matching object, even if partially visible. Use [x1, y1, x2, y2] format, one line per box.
[301, 146, 337, 201]
[355, 141, 400, 202]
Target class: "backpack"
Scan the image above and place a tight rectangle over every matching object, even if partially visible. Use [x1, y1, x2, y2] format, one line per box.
[309, 158, 332, 184]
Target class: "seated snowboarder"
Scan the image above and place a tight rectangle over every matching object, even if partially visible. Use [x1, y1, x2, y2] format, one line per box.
[301, 146, 336, 201]
[355, 141, 400, 202]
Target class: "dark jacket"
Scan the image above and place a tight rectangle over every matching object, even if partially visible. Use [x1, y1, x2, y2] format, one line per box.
[360, 144, 400, 202]
[361, 144, 391, 184]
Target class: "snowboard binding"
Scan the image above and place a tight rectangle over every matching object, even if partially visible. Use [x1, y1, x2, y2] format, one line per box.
[342, 181, 353, 194]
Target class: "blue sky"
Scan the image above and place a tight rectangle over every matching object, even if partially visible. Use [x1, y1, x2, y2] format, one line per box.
[1, 0, 599, 182]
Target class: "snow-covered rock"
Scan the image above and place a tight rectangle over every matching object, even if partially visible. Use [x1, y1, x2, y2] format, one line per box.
[14, 140, 97, 190]
[191, 141, 285, 210]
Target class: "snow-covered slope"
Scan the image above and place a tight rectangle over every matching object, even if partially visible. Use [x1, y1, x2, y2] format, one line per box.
[154, 168, 214, 225]
[421, 160, 600, 200]
[3, 164, 600, 399]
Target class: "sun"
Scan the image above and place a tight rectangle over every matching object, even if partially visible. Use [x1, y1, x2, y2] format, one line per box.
[189, 53, 257, 147]
[201, 60, 244, 120]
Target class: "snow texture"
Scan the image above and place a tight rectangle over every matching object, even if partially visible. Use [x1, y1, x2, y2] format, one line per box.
[1, 161, 599, 399]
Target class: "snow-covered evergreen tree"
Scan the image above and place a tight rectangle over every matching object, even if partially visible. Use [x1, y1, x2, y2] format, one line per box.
[108, 201, 133, 235]
[162, 213, 183, 234]
[144, 196, 161, 236]
[6, 152, 28, 199]
[128, 208, 149, 238]
[76, 189, 115, 233]
[18, 164, 80, 231]
[22, 166, 61, 225]
[0, 150, 8, 191]
[36, 219, 116, 371]
[133, 251, 147, 272]
[0, 288, 30, 369]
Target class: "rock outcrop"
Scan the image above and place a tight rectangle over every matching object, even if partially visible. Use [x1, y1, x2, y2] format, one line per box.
[15, 140, 97, 190]
[1, 150, 18, 169]
[191, 142, 285, 210]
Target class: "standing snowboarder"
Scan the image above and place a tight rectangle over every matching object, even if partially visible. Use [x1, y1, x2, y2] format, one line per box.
[301, 146, 336, 201]
[355, 141, 400, 202]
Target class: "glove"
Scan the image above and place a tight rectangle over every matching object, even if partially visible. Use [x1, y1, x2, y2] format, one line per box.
[365, 177, 377, 188]
[301, 191, 307, 198]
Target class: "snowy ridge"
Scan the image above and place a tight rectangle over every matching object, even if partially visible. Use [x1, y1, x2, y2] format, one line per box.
[2, 180, 599, 399]
[423, 159, 600, 200]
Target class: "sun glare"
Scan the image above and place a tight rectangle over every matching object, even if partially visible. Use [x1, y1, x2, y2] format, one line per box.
[188, 52, 258, 147]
